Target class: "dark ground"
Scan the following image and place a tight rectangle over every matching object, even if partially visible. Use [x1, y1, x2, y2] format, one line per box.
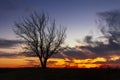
[0, 68, 120, 80]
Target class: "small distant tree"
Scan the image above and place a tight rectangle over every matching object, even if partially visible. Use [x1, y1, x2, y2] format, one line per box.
[14, 12, 66, 68]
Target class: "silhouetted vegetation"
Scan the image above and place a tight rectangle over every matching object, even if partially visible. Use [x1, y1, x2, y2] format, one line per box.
[14, 12, 66, 68]
[0, 68, 120, 80]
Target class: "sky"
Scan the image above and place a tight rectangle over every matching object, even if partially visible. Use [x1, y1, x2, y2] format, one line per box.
[1, 0, 120, 46]
[0, 0, 120, 68]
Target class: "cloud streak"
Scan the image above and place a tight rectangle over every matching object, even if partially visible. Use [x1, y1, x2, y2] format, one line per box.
[0, 51, 21, 58]
[0, 39, 23, 48]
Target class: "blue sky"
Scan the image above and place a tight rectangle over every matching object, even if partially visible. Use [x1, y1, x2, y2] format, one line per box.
[0, 0, 120, 46]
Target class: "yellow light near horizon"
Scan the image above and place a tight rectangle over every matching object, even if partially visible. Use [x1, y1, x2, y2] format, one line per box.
[92, 57, 107, 63]
[110, 55, 120, 61]
[73, 57, 107, 64]
[77, 64, 102, 68]
[48, 58, 66, 66]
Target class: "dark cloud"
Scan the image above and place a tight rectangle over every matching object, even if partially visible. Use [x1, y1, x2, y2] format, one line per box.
[80, 34, 120, 58]
[0, 38, 119, 61]
[52, 47, 95, 59]
[81, 10, 120, 58]
[0, 39, 23, 48]
[20, 48, 89, 59]
[0, 51, 21, 58]
[81, 40, 120, 56]
[51, 53, 65, 58]
[84, 36, 93, 44]
[63, 49, 89, 59]
[98, 10, 120, 44]
[21, 52, 37, 57]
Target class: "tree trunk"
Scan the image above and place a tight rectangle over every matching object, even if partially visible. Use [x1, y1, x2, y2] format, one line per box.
[41, 59, 47, 69]
[41, 63, 46, 69]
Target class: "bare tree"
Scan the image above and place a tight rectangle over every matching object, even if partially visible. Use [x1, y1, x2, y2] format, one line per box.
[97, 10, 120, 44]
[14, 12, 66, 68]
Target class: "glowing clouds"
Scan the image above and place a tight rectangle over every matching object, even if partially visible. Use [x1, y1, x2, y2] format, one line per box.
[73, 57, 107, 64]
[47, 57, 107, 68]
[109, 55, 120, 61]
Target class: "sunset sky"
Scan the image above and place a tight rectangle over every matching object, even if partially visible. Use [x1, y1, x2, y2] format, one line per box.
[0, 0, 120, 68]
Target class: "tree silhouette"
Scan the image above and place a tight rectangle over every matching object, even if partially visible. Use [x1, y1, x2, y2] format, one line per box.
[97, 10, 120, 44]
[14, 12, 66, 68]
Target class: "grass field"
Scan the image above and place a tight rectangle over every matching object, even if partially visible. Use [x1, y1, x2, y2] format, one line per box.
[0, 68, 120, 80]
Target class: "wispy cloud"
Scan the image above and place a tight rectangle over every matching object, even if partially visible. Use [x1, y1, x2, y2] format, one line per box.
[80, 36, 120, 57]
[0, 39, 23, 48]
[0, 51, 21, 58]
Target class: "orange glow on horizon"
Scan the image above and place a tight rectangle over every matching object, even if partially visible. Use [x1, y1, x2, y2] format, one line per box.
[0, 57, 40, 68]
[47, 57, 106, 68]
[0, 55, 119, 68]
